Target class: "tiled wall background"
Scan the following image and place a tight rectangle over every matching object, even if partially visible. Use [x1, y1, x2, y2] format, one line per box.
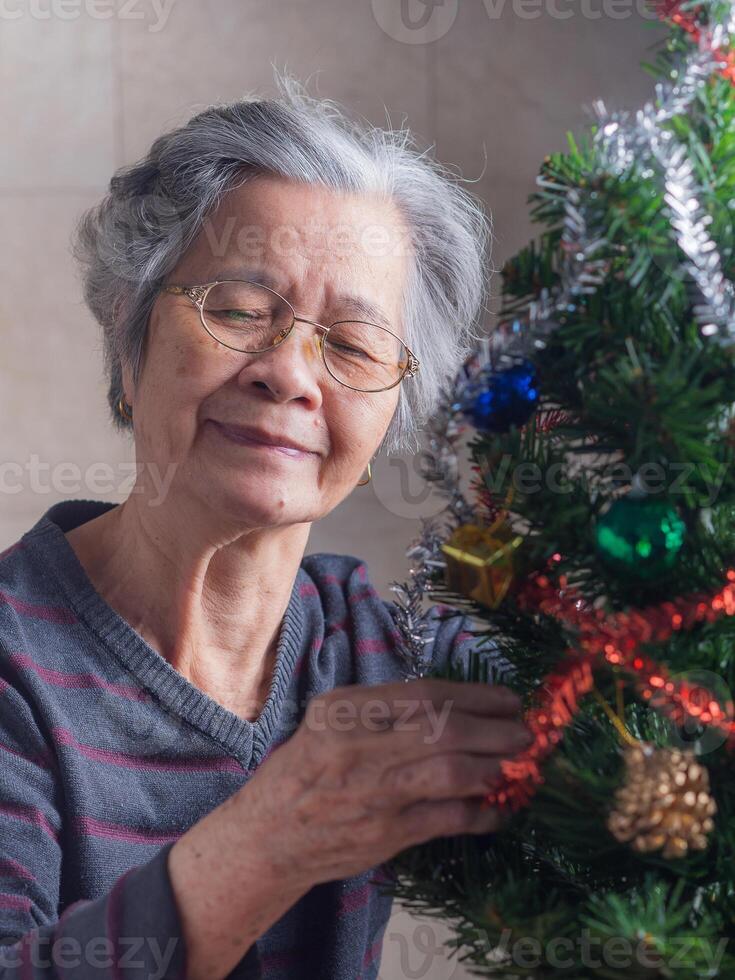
[1, 1, 664, 975]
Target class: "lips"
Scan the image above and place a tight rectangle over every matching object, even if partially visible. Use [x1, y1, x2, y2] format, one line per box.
[208, 420, 317, 457]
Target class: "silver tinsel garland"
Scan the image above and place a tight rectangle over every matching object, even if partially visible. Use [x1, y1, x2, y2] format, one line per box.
[387, 374, 478, 678]
[386, 1, 735, 677]
[528, 185, 612, 339]
[533, 1, 735, 338]
[590, 7, 735, 342]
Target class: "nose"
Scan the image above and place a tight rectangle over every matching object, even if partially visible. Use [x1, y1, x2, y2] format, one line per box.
[275, 317, 325, 363]
[237, 317, 326, 403]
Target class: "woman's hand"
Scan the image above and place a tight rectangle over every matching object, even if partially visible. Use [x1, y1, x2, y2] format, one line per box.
[237, 677, 530, 889]
[167, 677, 529, 980]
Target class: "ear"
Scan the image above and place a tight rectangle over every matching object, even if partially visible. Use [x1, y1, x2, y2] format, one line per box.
[121, 361, 135, 404]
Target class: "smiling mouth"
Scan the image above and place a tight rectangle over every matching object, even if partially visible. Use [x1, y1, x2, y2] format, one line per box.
[207, 420, 316, 459]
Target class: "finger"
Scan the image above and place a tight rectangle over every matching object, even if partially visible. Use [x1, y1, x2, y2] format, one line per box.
[367, 711, 533, 762]
[415, 679, 523, 717]
[465, 796, 513, 835]
[376, 752, 506, 807]
[345, 678, 523, 721]
[396, 795, 506, 846]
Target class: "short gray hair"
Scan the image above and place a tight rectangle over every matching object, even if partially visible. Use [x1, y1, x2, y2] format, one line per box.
[72, 70, 493, 456]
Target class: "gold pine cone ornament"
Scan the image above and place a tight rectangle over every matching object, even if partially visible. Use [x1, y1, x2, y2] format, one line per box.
[607, 742, 717, 860]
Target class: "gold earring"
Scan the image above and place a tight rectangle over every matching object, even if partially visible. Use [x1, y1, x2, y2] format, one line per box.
[117, 397, 133, 421]
[357, 460, 372, 487]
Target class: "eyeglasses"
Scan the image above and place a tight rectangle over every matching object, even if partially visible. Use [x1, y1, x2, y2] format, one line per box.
[159, 279, 420, 394]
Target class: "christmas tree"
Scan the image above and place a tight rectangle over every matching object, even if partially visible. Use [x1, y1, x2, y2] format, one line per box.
[380, 2, 735, 976]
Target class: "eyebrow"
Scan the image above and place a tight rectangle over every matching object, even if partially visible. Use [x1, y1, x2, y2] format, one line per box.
[211, 268, 395, 330]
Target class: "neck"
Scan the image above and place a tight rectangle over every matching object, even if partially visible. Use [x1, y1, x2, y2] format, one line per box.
[64, 490, 311, 718]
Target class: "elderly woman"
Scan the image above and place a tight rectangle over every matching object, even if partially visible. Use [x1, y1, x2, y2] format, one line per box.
[0, 76, 531, 980]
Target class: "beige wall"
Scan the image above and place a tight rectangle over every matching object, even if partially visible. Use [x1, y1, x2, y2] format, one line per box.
[1, 1, 663, 974]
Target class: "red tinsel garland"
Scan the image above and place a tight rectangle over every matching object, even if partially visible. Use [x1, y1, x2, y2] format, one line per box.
[657, 0, 735, 85]
[484, 655, 595, 810]
[482, 565, 735, 812]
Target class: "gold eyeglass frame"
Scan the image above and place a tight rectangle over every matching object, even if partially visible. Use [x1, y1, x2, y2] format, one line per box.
[159, 279, 420, 394]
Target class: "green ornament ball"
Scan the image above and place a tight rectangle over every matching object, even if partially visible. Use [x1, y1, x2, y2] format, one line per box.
[595, 496, 686, 579]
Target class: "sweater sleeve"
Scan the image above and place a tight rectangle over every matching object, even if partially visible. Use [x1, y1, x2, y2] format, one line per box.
[0, 674, 188, 979]
[423, 603, 517, 685]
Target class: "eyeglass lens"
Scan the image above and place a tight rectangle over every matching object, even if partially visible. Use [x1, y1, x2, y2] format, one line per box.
[200, 281, 408, 392]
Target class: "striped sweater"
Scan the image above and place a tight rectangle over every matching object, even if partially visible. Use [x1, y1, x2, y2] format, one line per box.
[0, 498, 510, 979]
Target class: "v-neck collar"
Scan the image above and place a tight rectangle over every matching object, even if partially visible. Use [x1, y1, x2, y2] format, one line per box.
[22, 499, 307, 771]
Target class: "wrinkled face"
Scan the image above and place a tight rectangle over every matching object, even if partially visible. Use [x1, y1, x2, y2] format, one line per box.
[123, 173, 412, 529]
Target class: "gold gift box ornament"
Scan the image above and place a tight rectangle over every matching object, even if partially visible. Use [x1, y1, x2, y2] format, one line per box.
[440, 521, 523, 609]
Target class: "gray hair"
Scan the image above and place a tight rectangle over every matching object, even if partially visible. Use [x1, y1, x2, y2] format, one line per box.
[71, 70, 493, 457]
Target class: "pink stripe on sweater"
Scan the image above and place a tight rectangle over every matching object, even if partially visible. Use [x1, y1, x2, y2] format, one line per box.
[0, 893, 32, 911]
[326, 619, 347, 637]
[76, 815, 181, 845]
[0, 590, 77, 625]
[355, 638, 391, 655]
[9, 653, 148, 700]
[298, 582, 319, 598]
[0, 802, 59, 842]
[360, 935, 384, 974]
[348, 587, 381, 603]
[0, 857, 37, 882]
[0, 737, 55, 771]
[339, 881, 372, 916]
[53, 727, 243, 773]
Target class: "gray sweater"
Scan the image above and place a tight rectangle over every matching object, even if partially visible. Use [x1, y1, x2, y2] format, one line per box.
[0, 498, 509, 979]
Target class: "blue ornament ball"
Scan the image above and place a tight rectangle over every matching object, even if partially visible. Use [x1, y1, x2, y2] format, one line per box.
[460, 359, 539, 433]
